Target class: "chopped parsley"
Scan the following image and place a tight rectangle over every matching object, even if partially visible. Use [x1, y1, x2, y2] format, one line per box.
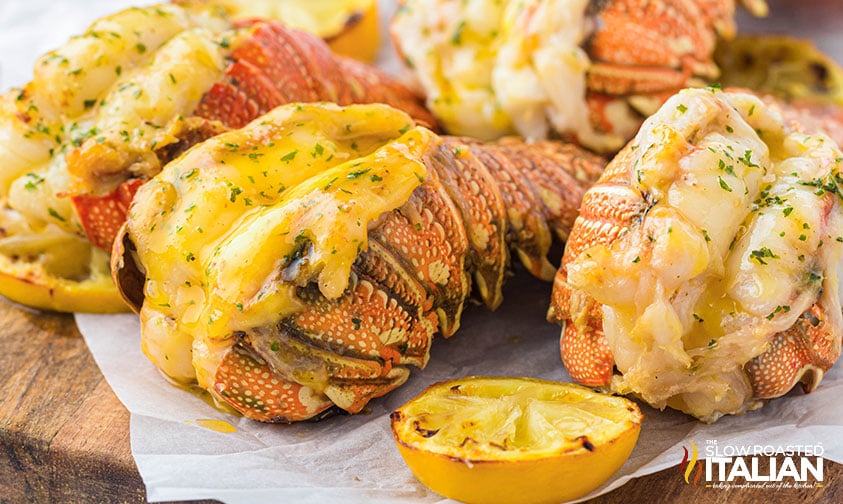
[24, 173, 45, 191]
[347, 168, 371, 179]
[48, 207, 65, 222]
[749, 247, 779, 265]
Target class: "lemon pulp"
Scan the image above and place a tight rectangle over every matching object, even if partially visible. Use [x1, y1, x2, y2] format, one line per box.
[391, 376, 642, 504]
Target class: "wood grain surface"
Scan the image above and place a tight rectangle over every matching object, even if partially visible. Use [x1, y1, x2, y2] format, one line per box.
[0, 299, 839, 503]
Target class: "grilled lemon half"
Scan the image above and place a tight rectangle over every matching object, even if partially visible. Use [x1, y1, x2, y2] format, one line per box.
[391, 376, 643, 504]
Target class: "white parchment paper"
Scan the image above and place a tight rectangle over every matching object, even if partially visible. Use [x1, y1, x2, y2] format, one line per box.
[2, 0, 842, 502]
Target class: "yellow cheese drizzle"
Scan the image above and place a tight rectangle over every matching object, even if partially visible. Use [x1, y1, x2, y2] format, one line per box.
[128, 103, 432, 388]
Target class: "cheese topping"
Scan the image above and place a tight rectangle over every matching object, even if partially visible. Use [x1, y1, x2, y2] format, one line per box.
[567, 88, 843, 421]
[126, 103, 432, 387]
[1, 3, 229, 231]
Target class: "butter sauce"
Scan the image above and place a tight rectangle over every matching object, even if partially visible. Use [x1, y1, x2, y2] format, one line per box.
[195, 419, 237, 433]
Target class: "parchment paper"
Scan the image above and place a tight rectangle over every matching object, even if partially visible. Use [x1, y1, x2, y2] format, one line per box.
[2, 0, 842, 502]
[76, 269, 843, 503]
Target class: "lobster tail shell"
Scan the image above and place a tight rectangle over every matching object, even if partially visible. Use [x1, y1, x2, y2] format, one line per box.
[195, 21, 438, 130]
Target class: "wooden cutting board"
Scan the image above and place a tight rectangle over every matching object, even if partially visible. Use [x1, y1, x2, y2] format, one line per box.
[0, 298, 840, 503]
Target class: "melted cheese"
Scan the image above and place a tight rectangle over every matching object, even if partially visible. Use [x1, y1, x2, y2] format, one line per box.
[31, 4, 228, 119]
[92, 27, 227, 158]
[127, 103, 432, 387]
[567, 88, 843, 421]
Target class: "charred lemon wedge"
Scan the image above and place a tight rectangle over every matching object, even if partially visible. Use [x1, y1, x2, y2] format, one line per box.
[390, 377, 642, 504]
[715, 34, 843, 105]
[0, 231, 126, 313]
[323, 0, 380, 63]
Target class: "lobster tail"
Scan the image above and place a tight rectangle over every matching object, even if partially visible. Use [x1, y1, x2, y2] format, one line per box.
[548, 88, 843, 422]
[113, 102, 605, 422]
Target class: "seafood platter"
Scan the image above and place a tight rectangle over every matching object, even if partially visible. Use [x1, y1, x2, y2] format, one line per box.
[1, 0, 842, 502]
